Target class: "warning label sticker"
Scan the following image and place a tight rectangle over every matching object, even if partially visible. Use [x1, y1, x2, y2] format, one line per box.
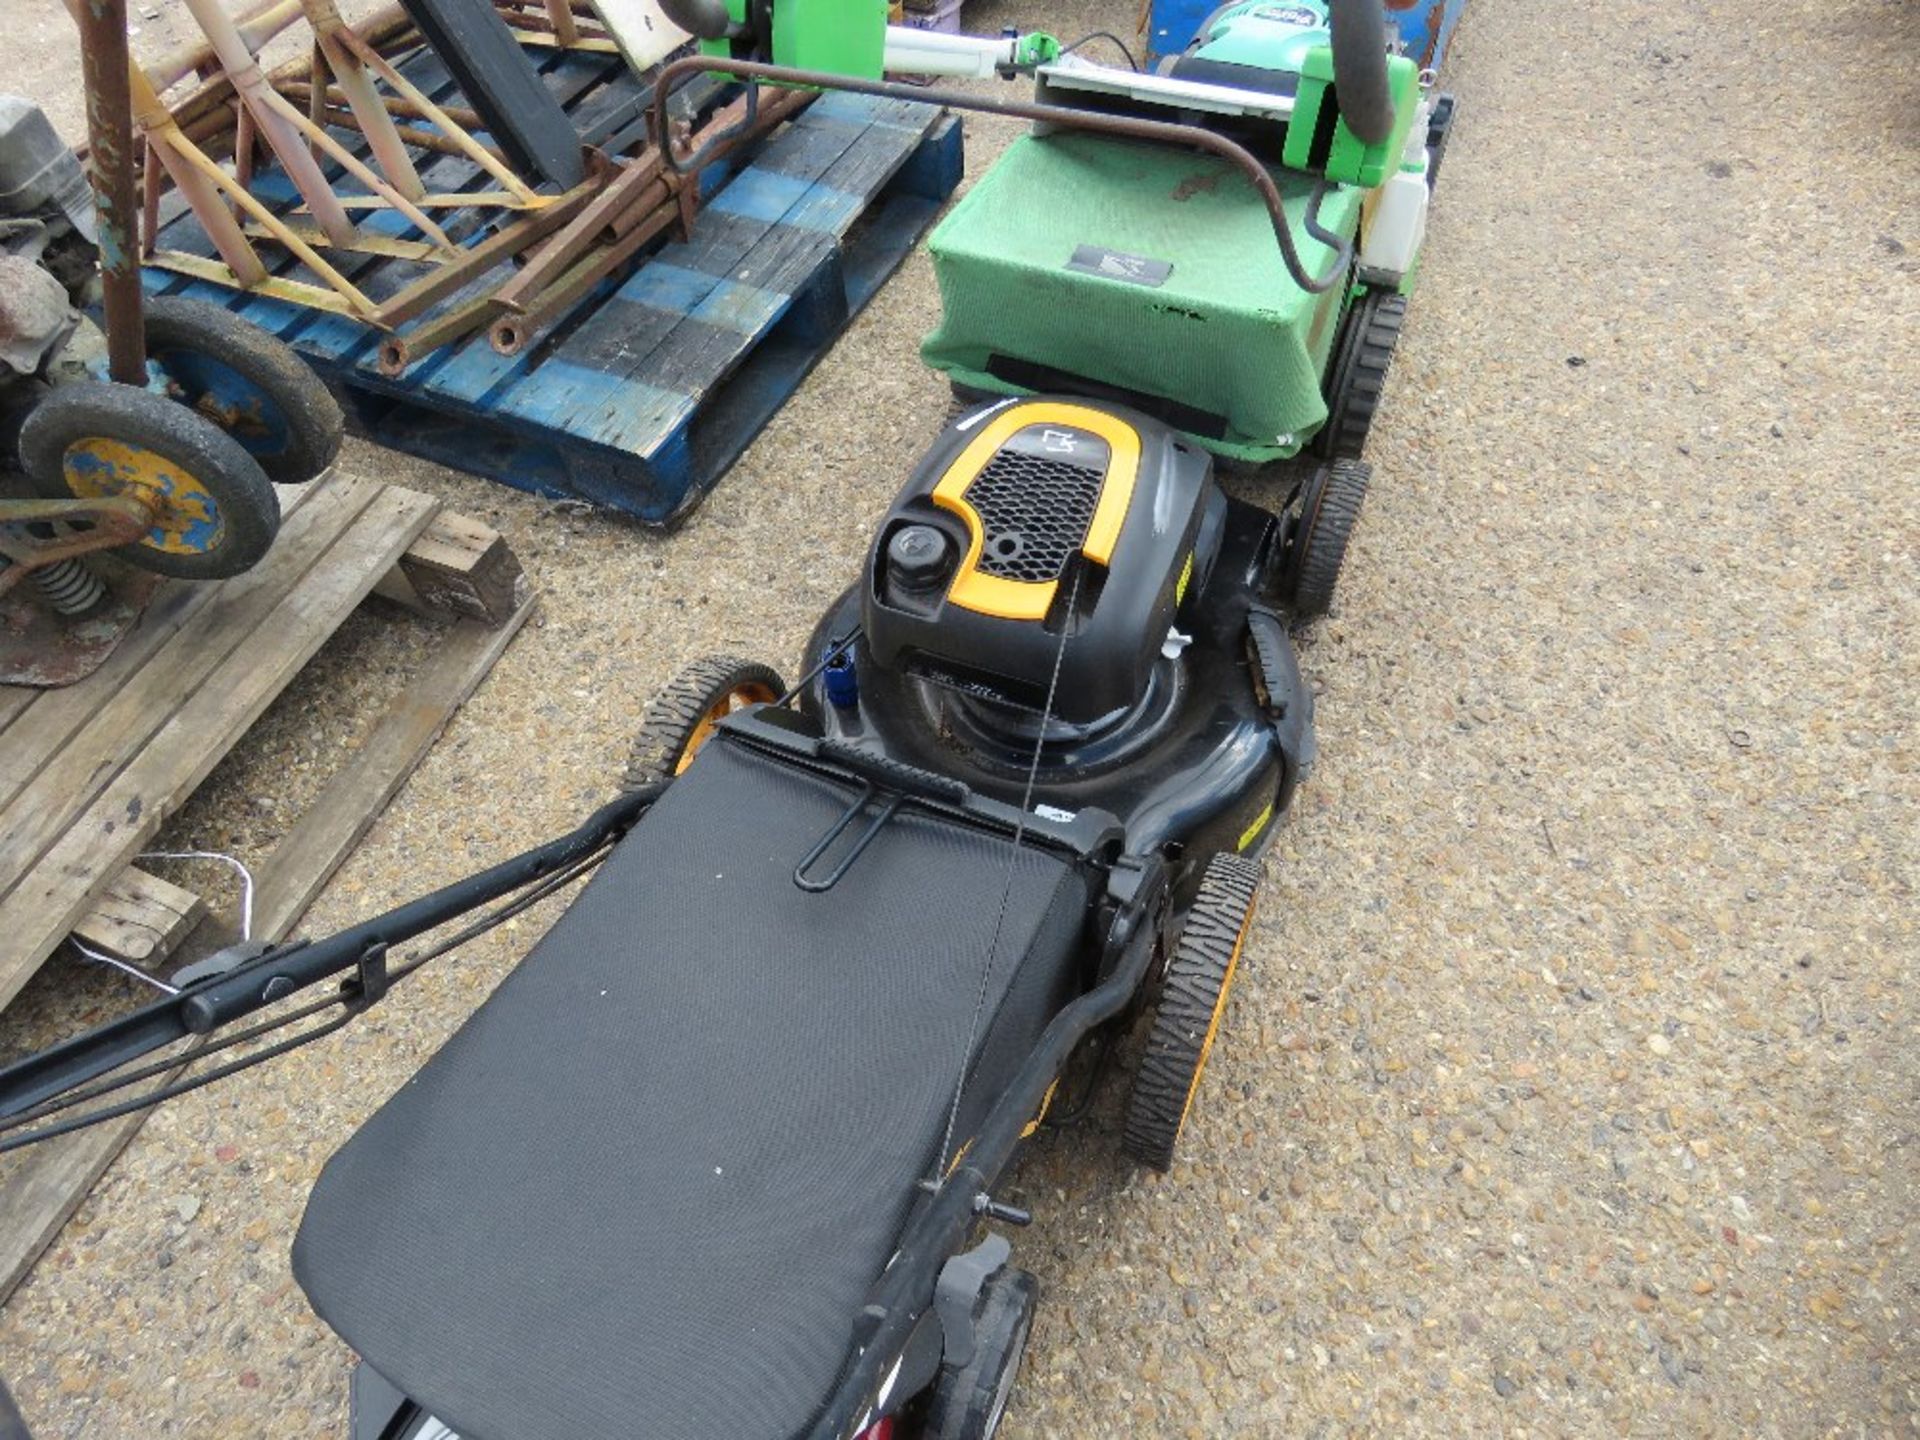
[1065, 245, 1173, 287]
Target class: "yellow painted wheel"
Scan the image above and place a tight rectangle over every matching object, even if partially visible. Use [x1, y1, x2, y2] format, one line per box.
[58, 436, 225, 555]
[19, 382, 279, 581]
[621, 654, 786, 790]
[1121, 852, 1262, 1173]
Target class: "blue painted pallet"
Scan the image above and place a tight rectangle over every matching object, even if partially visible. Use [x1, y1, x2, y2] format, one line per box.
[144, 69, 962, 526]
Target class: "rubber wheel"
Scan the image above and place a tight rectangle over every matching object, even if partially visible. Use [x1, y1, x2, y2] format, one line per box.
[143, 295, 344, 485]
[1284, 458, 1370, 621]
[1122, 852, 1261, 1173]
[1425, 92, 1457, 192]
[921, 1267, 1038, 1440]
[19, 382, 280, 580]
[1314, 288, 1406, 461]
[622, 653, 786, 789]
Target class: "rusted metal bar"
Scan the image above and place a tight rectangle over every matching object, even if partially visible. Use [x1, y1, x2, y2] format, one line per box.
[145, 0, 305, 93]
[495, 81, 804, 313]
[127, 61, 269, 283]
[376, 291, 500, 374]
[337, 23, 542, 203]
[368, 183, 596, 327]
[277, 80, 485, 134]
[72, 0, 148, 384]
[302, 0, 425, 199]
[0, 497, 151, 599]
[542, 0, 579, 46]
[146, 248, 358, 314]
[300, 103, 505, 161]
[164, 3, 413, 134]
[180, 0, 359, 244]
[648, 55, 1355, 295]
[492, 156, 666, 309]
[489, 198, 679, 354]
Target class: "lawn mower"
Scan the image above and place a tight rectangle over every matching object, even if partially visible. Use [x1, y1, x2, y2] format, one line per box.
[650, 0, 1455, 614]
[0, 93, 342, 685]
[0, 6, 1423, 1432]
[0, 384, 1350, 1438]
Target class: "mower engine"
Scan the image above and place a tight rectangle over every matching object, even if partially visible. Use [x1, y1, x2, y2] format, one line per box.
[805, 397, 1316, 865]
[865, 400, 1206, 723]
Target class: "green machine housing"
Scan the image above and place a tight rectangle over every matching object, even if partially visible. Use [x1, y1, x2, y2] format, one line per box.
[921, 2, 1422, 463]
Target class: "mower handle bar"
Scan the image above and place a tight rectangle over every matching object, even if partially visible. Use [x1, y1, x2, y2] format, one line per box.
[1327, 0, 1395, 145]
[656, 0, 1397, 146]
[648, 55, 1356, 295]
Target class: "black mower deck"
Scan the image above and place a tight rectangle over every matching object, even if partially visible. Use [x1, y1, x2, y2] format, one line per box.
[293, 736, 1092, 1440]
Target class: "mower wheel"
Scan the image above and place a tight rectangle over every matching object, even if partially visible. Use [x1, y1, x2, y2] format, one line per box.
[622, 653, 786, 789]
[1284, 458, 1370, 621]
[143, 295, 344, 485]
[1314, 288, 1406, 461]
[920, 1266, 1038, 1440]
[19, 382, 281, 580]
[1121, 852, 1261, 1173]
[1425, 92, 1458, 192]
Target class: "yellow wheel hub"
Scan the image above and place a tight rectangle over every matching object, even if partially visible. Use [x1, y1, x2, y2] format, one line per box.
[61, 437, 224, 556]
[674, 682, 781, 774]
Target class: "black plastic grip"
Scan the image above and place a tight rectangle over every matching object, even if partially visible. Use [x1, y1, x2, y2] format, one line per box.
[817, 738, 971, 803]
[656, 0, 731, 39]
[1327, 0, 1395, 146]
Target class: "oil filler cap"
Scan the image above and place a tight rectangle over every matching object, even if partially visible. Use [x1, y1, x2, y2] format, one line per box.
[887, 525, 950, 594]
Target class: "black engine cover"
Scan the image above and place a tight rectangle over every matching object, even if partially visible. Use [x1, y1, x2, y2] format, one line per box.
[862, 399, 1211, 725]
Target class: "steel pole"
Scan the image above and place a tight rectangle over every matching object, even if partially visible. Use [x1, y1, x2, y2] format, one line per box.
[73, 0, 148, 385]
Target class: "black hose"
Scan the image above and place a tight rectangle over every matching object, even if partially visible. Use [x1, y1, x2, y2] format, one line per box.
[1327, 0, 1395, 145]
[1061, 31, 1139, 71]
[656, 0, 731, 40]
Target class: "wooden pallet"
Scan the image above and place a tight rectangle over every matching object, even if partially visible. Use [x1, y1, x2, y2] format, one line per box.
[0, 472, 533, 1301]
[142, 38, 963, 526]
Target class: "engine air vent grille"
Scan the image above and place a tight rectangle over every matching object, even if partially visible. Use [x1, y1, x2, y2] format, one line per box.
[966, 451, 1105, 585]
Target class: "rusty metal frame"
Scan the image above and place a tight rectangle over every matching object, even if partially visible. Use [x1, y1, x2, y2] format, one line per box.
[0, 497, 152, 599]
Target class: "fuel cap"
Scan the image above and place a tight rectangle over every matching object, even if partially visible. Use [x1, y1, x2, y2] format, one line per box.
[887, 525, 950, 593]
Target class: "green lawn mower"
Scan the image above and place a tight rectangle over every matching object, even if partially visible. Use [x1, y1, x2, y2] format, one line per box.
[655, 0, 1453, 617]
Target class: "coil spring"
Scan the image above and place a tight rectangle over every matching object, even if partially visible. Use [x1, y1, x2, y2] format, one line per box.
[32, 557, 107, 616]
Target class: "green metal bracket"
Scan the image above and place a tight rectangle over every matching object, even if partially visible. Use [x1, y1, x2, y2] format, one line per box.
[699, 0, 888, 76]
[1283, 48, 1420, 189]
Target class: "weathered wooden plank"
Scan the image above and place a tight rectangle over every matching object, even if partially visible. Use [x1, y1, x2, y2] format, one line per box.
[0, 482, 333, 820]
[0, 480, 379, 905]
[0, 484, 440, 1012]
[0, 687, 35, 737]
[252, 594, 536, 939]
[71, 867, 207, 965]
[0, 579, 533, 1303]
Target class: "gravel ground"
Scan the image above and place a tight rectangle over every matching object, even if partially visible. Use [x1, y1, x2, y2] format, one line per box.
[3, 0, 1915, 1435]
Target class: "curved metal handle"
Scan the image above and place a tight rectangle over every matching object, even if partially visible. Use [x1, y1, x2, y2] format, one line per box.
[649, 56, 1354, 294]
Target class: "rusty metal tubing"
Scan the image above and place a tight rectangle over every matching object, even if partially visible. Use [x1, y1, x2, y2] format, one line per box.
[277, 80, 486, 134]
[489, 195, 680, 354]
[493, 83, 805, 312]
[72, 0, 148, 384]
[303, 104, 504, 162]
[648, 56, 1354, 296]
[164, 3, 415, 135]
[493, 163, 666, 310]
